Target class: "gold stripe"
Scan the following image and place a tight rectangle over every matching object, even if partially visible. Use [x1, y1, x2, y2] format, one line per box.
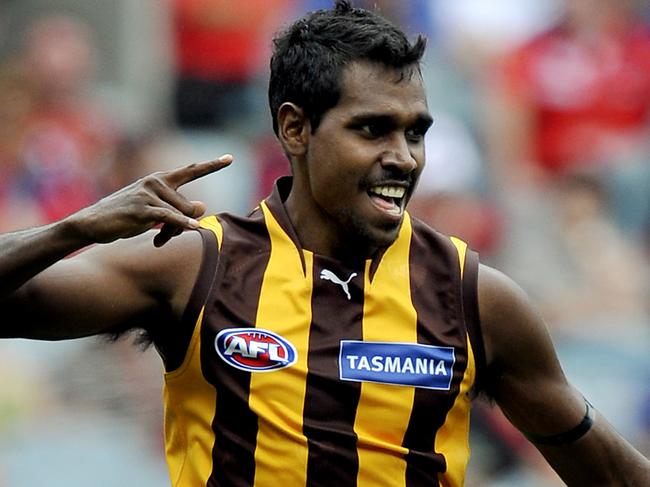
[355, 215, 416, 486]
[199, 215, 223, 249]
[436, 237, 472, 486]
[434, 337, 475, 487]
[164, 307, 217, 486]
[163, 217, 223, 484]
[250, 202, 311, 486]
[449, 237, 467, 278]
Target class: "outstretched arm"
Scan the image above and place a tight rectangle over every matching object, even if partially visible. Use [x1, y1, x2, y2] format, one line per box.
[478, 264, 650, 486]
[0, 154, 232, 340]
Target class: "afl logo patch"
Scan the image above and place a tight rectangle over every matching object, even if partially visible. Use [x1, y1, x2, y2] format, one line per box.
[215, 328, 297, 372]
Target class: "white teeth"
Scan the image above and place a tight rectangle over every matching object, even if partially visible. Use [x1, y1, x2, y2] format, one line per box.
[369, 186, 406, 199]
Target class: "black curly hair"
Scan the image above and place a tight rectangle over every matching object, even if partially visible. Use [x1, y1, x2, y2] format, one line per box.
[269, 0, 427, 135]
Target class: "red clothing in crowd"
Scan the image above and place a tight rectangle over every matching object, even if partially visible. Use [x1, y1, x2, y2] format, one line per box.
[500, 22, 650, 174]
[20, 104, 117, 222]
[173, 0, 291, 82]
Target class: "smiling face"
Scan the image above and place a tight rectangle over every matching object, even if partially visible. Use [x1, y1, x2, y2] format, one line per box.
[284, 60, 432, 258]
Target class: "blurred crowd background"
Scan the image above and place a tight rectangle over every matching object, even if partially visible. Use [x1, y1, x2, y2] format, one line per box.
[1, 0, 649, 485]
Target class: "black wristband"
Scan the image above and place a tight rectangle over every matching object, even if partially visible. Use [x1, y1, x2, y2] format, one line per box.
[525, 399, 594, 446]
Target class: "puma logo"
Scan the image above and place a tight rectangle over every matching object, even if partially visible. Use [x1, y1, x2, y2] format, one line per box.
[320, 269, 357, 300]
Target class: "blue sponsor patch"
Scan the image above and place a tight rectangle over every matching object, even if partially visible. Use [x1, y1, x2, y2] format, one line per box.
[339, 340, 455, 390]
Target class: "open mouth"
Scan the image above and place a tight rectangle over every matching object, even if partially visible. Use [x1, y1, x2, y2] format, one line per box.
[368, 185, 406, 216]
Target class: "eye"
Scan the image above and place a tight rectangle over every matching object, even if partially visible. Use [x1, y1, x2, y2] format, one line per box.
[358, 121, 390, 138]
[406, 125, 428, 143]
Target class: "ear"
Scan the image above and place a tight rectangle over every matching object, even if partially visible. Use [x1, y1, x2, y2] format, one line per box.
[277, 102, 310, 157]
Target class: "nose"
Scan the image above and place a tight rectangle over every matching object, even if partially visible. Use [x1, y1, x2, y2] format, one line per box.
[379, 134, 417, 174]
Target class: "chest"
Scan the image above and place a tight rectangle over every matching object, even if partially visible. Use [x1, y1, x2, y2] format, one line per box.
[204, 245, 467, 404]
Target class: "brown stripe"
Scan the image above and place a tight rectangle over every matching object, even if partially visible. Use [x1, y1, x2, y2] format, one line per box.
[402, 224, 469, 486]
[462, 250, 485, 395]
[303, 255, 364, 486]
[201, 210, 271, 487]
[161, 228, 220, 372]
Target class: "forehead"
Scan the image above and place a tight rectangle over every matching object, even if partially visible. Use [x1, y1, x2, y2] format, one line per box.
[333, 61, 428, 119]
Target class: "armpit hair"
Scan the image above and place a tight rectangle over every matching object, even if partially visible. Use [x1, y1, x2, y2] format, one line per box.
[102, 324, 156, 351]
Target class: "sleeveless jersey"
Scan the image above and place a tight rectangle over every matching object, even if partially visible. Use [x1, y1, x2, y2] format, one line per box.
[163, 177, 485, 487]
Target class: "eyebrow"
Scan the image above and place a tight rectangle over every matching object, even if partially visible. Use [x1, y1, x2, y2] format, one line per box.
[347, 112, 434, 130]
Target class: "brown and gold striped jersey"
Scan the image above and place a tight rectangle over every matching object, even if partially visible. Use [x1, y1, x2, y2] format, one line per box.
[163, 177, 485, 487]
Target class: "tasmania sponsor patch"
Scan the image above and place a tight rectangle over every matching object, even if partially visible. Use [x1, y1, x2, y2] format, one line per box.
[339, 340, 455, 389]
[215, 328, 297, 372]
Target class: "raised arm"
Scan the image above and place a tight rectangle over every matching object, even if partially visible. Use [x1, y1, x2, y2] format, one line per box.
[0, 155, 232, 341]
[478, 264, 650, 486]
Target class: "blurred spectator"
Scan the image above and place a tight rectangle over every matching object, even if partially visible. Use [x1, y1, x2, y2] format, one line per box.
[486, 0, 650, 240]
[483, 0, 650, 397]
[431, 0, 560, 79]
[523, 173, 650, 446]
[1, 14, 121, 228]
[171, 0, 292, 130]
[0, 17, 163, 480]
[51, 338, 165, 454]
[356, 0, 432, 36]
[0, 62, 42, 232]
[300, 0, 432, 36]
[408, 113, 503, 256]
[538, 173, 649, 325]
[101, 134, 162, 194]
[476, 1, 650, 482]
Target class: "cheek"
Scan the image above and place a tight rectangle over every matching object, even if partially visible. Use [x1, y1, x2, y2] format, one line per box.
[307, 129, 378, 197]
[412, 143, 426, 165]
[310, 142, 363, 184]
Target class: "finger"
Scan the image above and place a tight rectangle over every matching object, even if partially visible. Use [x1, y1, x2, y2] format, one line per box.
[155, 183, 201, 217]
[190, 200, 207, 219]
[145, 203, 200, 230]
[153, 224, 184, 248]
[164, 153, 233, 189]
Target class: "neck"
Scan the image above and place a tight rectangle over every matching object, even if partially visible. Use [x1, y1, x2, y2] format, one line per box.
[285, 189, 379, 262]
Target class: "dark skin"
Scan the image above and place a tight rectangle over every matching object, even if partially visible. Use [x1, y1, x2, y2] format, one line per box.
[1, 62, 649, 485]
[284, 62, 431, 258]
[1, 156, 232, 341]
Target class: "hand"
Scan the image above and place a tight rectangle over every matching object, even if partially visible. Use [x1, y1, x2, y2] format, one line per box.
[69, 154, 233, 246]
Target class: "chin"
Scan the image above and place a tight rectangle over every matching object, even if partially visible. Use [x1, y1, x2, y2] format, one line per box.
[351, 219, 402, 253]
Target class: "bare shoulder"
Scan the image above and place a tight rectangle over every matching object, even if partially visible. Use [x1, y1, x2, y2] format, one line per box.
[476, 263, 550, 369]
[89, 229, 205, 313]
[102, 228, 204, 272]
[475, 263, 574, 408]
[476, 263, 585, 429]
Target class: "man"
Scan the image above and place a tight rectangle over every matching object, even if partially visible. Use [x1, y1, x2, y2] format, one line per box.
[2, 1, 649, 486]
